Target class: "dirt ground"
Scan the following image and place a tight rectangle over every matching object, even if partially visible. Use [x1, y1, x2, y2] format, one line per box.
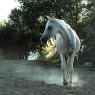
[0, 60, 95, 95]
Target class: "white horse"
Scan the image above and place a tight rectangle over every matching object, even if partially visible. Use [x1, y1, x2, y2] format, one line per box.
[40, 17, 81, 88]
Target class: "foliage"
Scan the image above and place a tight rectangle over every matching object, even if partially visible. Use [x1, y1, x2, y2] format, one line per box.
[38, 37, 59, 61]
[38, 0, 95, 63]
[0, 0, 95, 63]
[78, 0, 95, 63]
[0, 21, 16, 59]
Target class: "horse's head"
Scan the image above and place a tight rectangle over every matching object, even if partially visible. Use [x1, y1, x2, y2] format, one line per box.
[40, 17, 58, 44]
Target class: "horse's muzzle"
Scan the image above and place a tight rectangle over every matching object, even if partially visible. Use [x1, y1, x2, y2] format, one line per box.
[40, 37, 47, 44]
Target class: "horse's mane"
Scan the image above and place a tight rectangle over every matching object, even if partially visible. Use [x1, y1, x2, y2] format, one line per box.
[49, 18, 71, 30]
[48, 18, 76, 46]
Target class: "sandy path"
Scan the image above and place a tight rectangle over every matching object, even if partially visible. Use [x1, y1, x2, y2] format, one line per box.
[0, 60, 95, 95]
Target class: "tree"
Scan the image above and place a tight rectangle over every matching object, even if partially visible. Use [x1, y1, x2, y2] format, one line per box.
[78, 0, 95, 63]
[8, 8, 38, 59]
[16, 0, 83, 56]
[0, 21, 16, 59]
[2, 0, 94, 62]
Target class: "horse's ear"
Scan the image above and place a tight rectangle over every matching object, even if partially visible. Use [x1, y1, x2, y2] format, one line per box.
[44, 15, 51, 20]
[46, 16, 51, 20]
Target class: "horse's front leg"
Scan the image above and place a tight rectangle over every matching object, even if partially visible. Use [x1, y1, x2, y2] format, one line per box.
[60, 53, 68, 86]
[67, 52, 75, 87]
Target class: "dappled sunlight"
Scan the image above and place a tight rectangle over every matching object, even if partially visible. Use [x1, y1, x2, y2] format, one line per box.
[42, 37, 57, 58]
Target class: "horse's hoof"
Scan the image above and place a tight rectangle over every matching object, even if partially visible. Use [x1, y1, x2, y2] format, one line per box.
[63, 79, 68, 86]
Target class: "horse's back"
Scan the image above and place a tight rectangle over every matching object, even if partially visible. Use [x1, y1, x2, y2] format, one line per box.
[75, 34, 81, 54]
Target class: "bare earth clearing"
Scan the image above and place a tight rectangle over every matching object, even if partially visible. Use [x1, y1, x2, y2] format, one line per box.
[0, 60, 95, 95]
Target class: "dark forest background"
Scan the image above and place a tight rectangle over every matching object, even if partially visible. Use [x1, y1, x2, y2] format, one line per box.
[0, 0, 95, 64]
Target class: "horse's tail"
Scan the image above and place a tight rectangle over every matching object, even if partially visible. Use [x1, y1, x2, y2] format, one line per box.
[42, 37, 57, 59]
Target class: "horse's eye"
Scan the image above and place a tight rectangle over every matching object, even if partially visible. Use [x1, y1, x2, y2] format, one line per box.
[48, 26, 52, 30]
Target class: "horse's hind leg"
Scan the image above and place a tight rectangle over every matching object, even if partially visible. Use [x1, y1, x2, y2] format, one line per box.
[60, 53, 68, 86]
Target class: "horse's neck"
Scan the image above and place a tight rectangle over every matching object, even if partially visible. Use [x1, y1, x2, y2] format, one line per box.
[57, 20, 71, 44]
